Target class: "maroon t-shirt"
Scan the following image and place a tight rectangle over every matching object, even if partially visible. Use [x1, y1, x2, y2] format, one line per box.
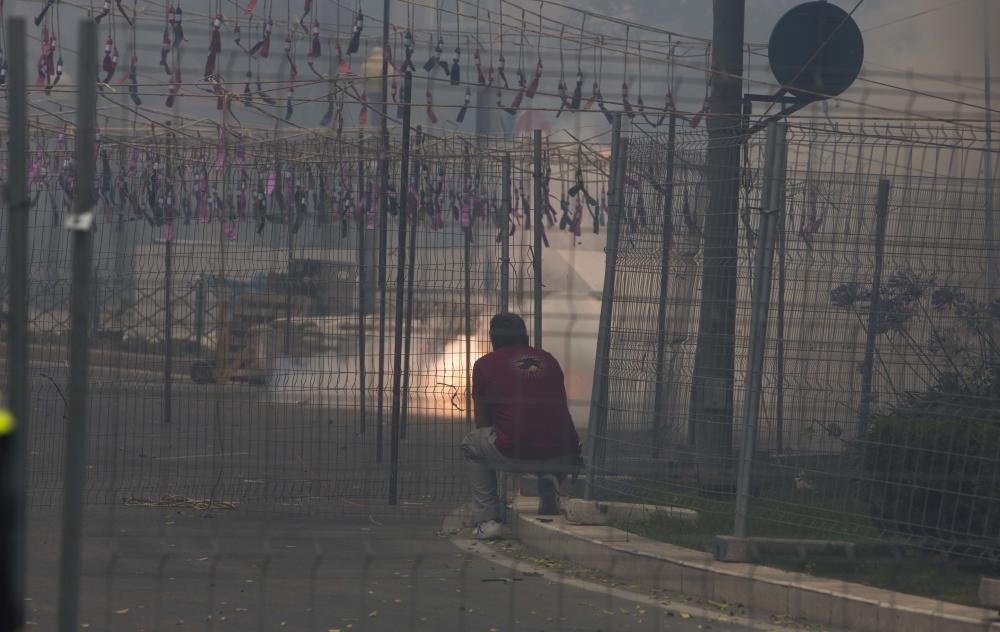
[472, 345, 580, 460]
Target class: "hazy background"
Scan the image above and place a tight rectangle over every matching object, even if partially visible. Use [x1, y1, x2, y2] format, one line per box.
[5, 0, 995, 429]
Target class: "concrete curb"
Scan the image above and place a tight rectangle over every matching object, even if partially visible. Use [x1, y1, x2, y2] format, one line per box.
[513, 497, 1000, 632]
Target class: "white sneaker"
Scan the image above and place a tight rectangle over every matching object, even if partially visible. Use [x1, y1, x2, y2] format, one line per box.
[472, 519, 504, 540]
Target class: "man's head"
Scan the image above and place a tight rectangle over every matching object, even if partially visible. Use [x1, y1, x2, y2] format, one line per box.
[489, 313, 529, 349]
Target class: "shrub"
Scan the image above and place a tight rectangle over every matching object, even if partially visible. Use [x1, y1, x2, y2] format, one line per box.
[861, 405, 1000, 548]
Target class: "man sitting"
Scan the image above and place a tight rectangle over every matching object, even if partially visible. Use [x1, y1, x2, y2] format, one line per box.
[461, 313, 582, 539]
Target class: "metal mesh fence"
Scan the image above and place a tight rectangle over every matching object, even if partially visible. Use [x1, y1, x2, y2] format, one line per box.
[4, 126, 568, 512]
[591, 118, 1000, 563]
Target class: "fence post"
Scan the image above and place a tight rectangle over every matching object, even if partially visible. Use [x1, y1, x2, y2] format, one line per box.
[58, 19, 97, 632]
[164, 238, 172, 425]
[2, 17, 29, 632]
[377, 127, 391, 453]
[733, 121, 787, 539]
[284, 222, 294, 357]
[500, 154, 512, 314]
[195, 276, 205, 356]
[775, 175, 787, 455]
[358, 134, 368, 438]
[464, 145, 474, 429]
[532, 130, 543, 349]
[858, 179, 892, 436]
[91, 274, 101, 334]
[652, 112, 677, 459]
[584, 113, 624, 500]
[388, 71, 414, 506]
[400, 127, 422, 441]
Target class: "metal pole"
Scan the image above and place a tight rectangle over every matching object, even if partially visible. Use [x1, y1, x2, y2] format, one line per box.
[375, 168, 388, 463]
[651, 112, 677, 459]
[985, 0, 995, 276]
[464, 147, 473, 429]
[2, 18, 29, 632]
[58, 20, 97, 632]
[584, 113, 624, 500]
[500, 154, 512, 313]
[775, 180, 787, 455]
[388, 72, 413, 505]
[733, 122, 786, 539]
[358, 136, 368, 438]
[400, 128, 421, 441]
[164, 238, 173, 424]
[983, 0, 998, 401]
[858, 180, 892, 436]
[195, 277, 205, 356]
[381, 0, 391, 136]
[284, 225, 293, 356]
[688, 1, 745, 456]
[532, 130, 543, 348]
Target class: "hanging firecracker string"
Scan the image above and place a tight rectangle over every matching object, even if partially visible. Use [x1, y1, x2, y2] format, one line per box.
[555, 25, 567, 117]
[690, 42, 711, 128]
[171, 1, 184, 50]
[124, 0, 140, 106]
[160, 6, 173, 75]
[347, 0, 362, 55]
[234, 10, 248, 54]
[448, 0, 460, 85]
[496, 2, 507, 88]
[204, 10, 222, 79]
[584, 36, 599, 111]
[50, 0, 64, 89]
[356, 38, 366, 125]
[571, 16, 585, 110]
[622, 27, 634, 119]
[524, 5, 542, 99]
[306, 14, 322, 77]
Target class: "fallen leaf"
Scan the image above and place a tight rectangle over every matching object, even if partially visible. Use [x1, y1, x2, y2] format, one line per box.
[114, 608, 129, 615]
[367, 611, 378, 618]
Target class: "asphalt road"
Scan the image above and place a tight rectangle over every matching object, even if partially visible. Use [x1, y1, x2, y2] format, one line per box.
[20, 367, 795, 632]
[26, 366, 473, 511]
[24, 504, 780, 632]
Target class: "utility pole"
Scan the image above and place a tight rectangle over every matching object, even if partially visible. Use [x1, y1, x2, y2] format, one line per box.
[2, 17, 28, 632]
[983, 0, 998, 404]
[58, 19, 97, 632]
[687, 1, 745, 465]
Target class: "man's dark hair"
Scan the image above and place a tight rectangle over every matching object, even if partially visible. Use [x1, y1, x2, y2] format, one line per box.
[489, 313, 530, 348]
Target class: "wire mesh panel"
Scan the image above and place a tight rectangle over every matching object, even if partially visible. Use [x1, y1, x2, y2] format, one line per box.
[592, 119, 1000, 564]
[6, 127, 554, 512]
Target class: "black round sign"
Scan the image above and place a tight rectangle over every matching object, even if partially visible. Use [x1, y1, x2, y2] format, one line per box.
[768, 1, 864, 99]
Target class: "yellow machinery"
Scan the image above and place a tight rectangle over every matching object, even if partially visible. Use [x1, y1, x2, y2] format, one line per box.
[189, 272, 311, 385]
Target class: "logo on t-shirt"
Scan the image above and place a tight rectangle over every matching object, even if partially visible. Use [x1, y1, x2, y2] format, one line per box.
[513, 356, 543, 374]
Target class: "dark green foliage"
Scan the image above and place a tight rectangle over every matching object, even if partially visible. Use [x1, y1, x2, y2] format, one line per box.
[861, 410, 1000, 548]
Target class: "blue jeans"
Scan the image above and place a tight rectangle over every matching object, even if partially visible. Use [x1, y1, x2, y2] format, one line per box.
[460, 427, 580, 523]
